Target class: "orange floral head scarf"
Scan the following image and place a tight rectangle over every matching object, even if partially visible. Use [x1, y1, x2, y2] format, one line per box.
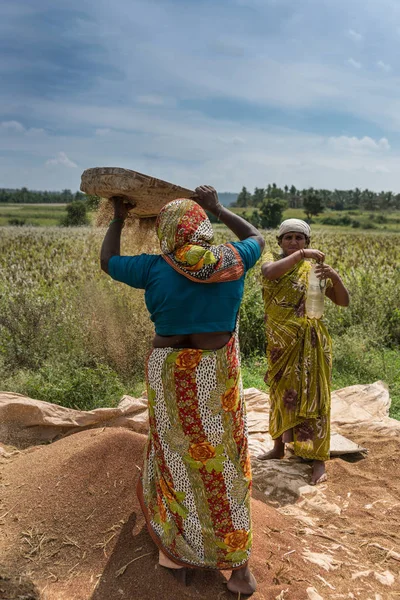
[156, 199, 244, 283]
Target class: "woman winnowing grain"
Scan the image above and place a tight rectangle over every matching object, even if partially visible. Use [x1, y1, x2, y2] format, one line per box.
[100, 186, 264, 594]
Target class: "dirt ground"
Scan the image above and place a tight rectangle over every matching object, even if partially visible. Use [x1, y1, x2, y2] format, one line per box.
[0, 428, 399, 600]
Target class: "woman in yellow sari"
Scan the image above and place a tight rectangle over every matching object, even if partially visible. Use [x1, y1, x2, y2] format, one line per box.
[259, 219, 349, 485]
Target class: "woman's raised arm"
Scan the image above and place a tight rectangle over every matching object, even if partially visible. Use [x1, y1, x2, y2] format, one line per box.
[100, 197, 135, 274]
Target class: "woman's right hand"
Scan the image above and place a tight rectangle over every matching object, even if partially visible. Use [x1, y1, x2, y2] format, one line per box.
[111, 196, 136, 220]
[303, 248, 325, 263]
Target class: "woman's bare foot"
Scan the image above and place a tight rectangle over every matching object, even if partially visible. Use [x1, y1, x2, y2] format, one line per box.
[310, 460, 327, 485]
[159, 549, 184, 569]
[257, 437, 285, 460]
[227, 564, 257, 595]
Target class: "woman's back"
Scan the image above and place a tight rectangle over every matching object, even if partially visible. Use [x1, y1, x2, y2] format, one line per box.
[108, 237, 260, 346]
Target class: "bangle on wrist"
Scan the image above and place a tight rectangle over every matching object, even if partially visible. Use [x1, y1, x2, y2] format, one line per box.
[216, 204, 224, 220]
[299, 249, 305, 260]
[109, 217, 125, 226]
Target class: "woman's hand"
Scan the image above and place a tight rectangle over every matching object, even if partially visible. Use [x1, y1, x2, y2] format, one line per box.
[111, 196, 136, 220]
[314, 263, 340, 282]
[320, 265, 350, 306]
[193, 185, 222, 215]
[303, 248, 325, 263]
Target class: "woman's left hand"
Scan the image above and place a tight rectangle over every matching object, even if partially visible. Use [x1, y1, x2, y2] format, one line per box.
[193, 185, 223, 214]
[314, 263, 340, 283]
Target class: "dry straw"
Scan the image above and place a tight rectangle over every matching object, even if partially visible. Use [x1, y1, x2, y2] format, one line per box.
[81, 167, 194, 217]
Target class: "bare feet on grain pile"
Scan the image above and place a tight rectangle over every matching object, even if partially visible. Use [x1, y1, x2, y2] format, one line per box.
[257, 437, 285, 460]
[227, 564, 257, 595]
[160, 550, 256, 594]
[311, 459, 327, 485]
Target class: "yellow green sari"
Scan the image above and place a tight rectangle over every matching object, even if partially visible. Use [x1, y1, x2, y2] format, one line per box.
[262, 251, 332, 461]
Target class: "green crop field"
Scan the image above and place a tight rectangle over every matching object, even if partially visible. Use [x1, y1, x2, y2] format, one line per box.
[0, 203, 69, 227]
[1, 225, 399, 418]
[2, 202, 400, 233]
[233, 206, 400, 233]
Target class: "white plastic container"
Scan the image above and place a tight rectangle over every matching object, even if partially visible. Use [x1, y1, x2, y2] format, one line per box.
[305, 264, 325, 319]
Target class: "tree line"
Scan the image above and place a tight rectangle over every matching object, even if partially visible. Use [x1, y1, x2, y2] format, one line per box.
[234, 183, 400, 212]
[233, 183, 400, 228]
[2, 184, 400, 212]
[0, 188, 86, 203]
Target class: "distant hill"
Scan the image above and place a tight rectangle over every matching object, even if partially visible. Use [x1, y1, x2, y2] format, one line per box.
[218, 192, 238, 206]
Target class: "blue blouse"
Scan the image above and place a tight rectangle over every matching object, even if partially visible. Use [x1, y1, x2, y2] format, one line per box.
[108, 237, 261, 336]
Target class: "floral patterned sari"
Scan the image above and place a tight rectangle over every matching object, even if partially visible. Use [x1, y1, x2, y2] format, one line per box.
[137, 328, 252, 569]
[261, 251, 332, 461]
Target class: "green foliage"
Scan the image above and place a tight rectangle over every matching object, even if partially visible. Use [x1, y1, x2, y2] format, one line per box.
[84, 194, 102, 210]
[0, 204, 69, 227]
[1, 227, 400, 418]
[267, 183, 285, 199]
[8, 217, 27, 226]
[388, 308, 400, 346]
[236, 230, 400, 412]
[0, 289, 61, 369]
[60, 201, 89, 227]
[235, 186, 252, 207]
[321, 215, 353, 226]
[2, 361, 126, 411]
[258, 197, 287, 229]
[241, 355, 267, 390]
[0, 228, 153, 410]
[303, 189, 325, 219]
[0, 187, 85, 204]
[239, 266, 265, 355]
[244, 209, 262, 228]
[252, 187, 265, 207]
[2, 184, 400, 213]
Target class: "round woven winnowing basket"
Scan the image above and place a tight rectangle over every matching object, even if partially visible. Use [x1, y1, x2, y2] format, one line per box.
[80, 167, 194, 217]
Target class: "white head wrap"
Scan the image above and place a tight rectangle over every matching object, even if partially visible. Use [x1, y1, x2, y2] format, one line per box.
[277, 218, 311, 239]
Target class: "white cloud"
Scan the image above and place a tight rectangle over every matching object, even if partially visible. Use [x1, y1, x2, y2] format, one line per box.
[369, 165, 390, 173]
[348, 29, 363, 42]
[377, 60, 392, 72]
[4, 97, 395, 193]
[0, 120, 25, 132]
[26, 128, 45, 136]
[347, 58, 362, 69]
[136, 95, 167, 106]
[4, 0, 400, 192]
[211, 40, 245, 57]
[217, 136, 246, 145]
[45, 152, 77, 168]
[95, 128, 111, 136]
[0, 121, 45, 135]
[328, 136, 390, 153]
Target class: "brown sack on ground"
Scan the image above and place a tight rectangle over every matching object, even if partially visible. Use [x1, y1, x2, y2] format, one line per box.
[1, 383, 400, 599]
[0, 382, 396, 450]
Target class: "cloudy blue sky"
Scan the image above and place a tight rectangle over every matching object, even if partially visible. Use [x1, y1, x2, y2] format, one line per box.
[1, 0, 400, 193]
